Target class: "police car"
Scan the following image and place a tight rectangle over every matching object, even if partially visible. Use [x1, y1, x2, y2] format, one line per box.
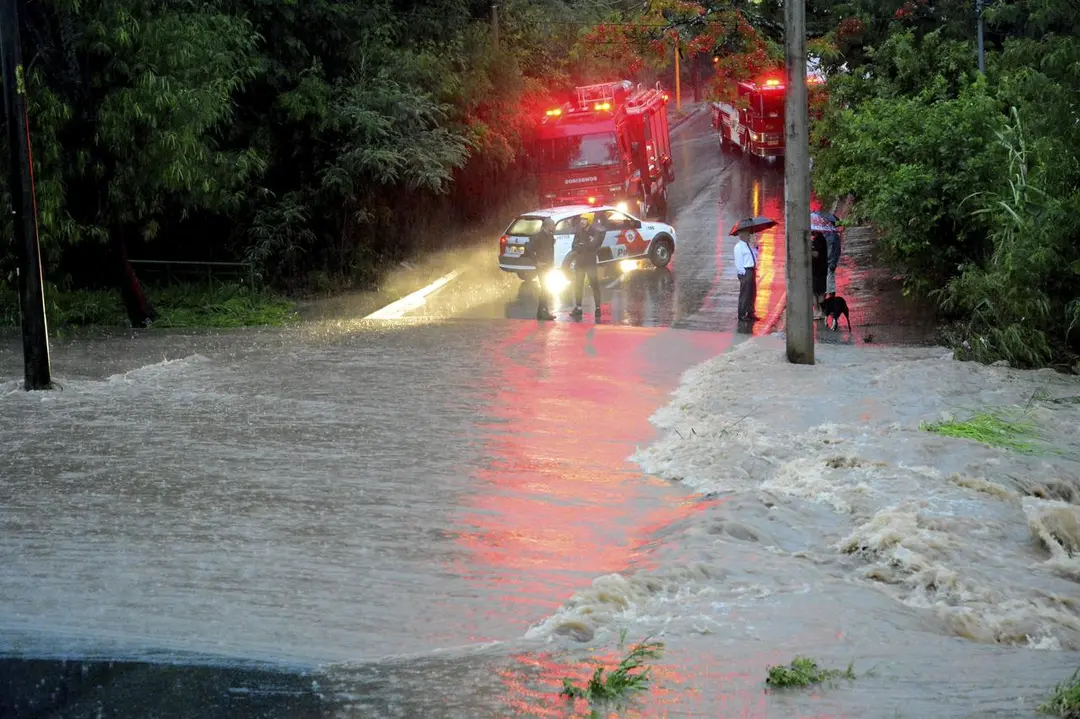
[497, 205, 676, 288]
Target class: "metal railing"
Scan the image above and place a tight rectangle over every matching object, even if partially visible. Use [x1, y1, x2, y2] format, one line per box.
[128, 259, 257, 287]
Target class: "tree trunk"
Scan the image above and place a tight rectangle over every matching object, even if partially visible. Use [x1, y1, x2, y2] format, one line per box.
[112, 228, 157, 327]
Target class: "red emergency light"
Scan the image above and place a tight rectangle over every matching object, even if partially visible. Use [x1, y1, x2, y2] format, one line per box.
[587, 196, 596, 204]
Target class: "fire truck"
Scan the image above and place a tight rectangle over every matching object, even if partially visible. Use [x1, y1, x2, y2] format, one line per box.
[533, 80, 675, 221]
[711, 71, 826, 159]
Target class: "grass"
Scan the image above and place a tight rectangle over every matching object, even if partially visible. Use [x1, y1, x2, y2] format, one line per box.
[919, 409, 1040, 453]
[0, 282, 297, 331]
[1038, 669, 1080, 718]
[765, 656, 856, 688]
[560, 631, 664, 709]
[149, 284, 297, 328]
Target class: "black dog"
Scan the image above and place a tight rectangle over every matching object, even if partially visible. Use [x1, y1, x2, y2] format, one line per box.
[821, 295, 851, 331]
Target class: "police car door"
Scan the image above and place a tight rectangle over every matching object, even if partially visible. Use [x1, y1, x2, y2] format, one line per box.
[599, 210, 645, 262]
[552, 217, 577, 268]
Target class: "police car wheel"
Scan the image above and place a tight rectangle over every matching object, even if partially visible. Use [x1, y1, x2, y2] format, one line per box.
[649, 235, 673, 269]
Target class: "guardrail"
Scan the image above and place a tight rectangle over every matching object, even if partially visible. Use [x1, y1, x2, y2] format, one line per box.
[128, 259, 257, 286]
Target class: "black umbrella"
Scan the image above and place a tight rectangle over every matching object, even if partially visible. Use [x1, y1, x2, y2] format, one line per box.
[816, 210, 841, 225]
[729, 216, 777, 236]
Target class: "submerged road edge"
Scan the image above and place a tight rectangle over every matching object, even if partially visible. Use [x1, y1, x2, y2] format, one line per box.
[364, 269, 464, 320]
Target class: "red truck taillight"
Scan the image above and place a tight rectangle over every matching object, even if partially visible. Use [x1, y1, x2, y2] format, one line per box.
[499, 235, 508, 253]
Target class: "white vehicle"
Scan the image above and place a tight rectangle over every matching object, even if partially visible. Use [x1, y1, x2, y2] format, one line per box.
[497, 204, 676, 290]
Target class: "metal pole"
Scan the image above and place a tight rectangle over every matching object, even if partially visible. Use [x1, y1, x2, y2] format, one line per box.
[491, 3, 499, 49]
[674, 36, 682, 112]
[0, 0, 53, 389]
[784, 0, 813, 365]
[976, 0, 985, 74]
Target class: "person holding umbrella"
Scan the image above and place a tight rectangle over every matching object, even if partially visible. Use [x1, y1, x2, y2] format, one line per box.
[810, 211, 836, 320]
[730, 216, 776, 322]
[812, 210, 843, 299]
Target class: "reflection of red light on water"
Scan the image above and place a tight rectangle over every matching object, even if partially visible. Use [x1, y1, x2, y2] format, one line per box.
[452, 324, 719, 631]
[448, 321, 735, 713]
[751, 191, 783, 335]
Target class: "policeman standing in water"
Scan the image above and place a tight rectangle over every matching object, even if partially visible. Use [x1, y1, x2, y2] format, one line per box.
[529, 217, 556, 321]
[570, 214, 605, 321]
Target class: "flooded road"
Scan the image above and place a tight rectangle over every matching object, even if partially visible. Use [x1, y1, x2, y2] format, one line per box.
[3, 111, 1080, 718]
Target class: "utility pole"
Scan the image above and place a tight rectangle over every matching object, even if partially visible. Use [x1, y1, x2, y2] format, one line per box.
[673, 32, 682, 112]
[0, 0, 53, 389]
[976, 0, 985, 74]
[784, 0, 813, 365]
[491, 3, 499, 49]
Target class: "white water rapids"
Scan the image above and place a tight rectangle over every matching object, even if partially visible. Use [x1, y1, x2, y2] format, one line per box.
[524, 336, 1080, 717]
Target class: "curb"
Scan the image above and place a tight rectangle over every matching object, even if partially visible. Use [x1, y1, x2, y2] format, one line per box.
[670, 103, 706, 132]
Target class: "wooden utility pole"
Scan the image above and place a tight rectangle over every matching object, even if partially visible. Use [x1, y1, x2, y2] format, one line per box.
[0, 0, 53, 389]
[784, 0, 813, 365]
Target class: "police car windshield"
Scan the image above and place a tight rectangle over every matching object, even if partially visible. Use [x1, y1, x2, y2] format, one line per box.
[539, 132, 619, 170]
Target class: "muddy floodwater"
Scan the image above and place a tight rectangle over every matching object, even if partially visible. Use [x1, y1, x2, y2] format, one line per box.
[2, 325, 1079, 718]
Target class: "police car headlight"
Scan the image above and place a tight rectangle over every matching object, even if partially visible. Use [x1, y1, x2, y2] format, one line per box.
[619, 259, 638, 274]
[542, 268, 570, 294]
[615, 201, 629, 213]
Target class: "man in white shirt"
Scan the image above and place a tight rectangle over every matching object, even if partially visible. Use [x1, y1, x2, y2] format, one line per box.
[733, 229, 759, 321]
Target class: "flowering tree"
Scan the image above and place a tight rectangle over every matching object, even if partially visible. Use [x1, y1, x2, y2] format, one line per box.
[574, 0, 783, 101]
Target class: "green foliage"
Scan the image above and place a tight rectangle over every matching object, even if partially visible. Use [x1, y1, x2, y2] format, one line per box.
[0, 282, 294, 330]
[937, 109, 1080, 367]
[812, 0, 1080, 367]
[148, 284, 297, 328]
[765, 656, 856, 688]
[920, 408, 1040, 453]
[814, 63, 1005, 295]
[559, 632, 664, 708]
[1038, 668, 1080, 718]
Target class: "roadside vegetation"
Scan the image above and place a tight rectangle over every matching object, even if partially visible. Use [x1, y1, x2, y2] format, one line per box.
[0, 281, 295, 331]
[1038, 668, 1080, 718]
[920, 409, 1040, 453]
[559, 632, 664, 713]
[765, 656, 857, 688]
[809, 0, 1080, 369]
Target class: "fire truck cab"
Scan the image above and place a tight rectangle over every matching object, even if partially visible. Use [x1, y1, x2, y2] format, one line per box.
[534, 81, 675, 222]
[711, 72, 825, 159]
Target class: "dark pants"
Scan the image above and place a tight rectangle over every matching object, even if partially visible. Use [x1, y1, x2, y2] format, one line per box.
[574, 264, 601, 309]
[738, 270, 757, 320]
[536, 263, 552, 315]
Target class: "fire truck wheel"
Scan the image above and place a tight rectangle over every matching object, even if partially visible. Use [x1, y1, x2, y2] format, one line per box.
[648, 235, 674, 269]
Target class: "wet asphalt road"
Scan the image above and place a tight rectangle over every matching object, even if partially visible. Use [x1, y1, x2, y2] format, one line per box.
[0, 110, 820, 718]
